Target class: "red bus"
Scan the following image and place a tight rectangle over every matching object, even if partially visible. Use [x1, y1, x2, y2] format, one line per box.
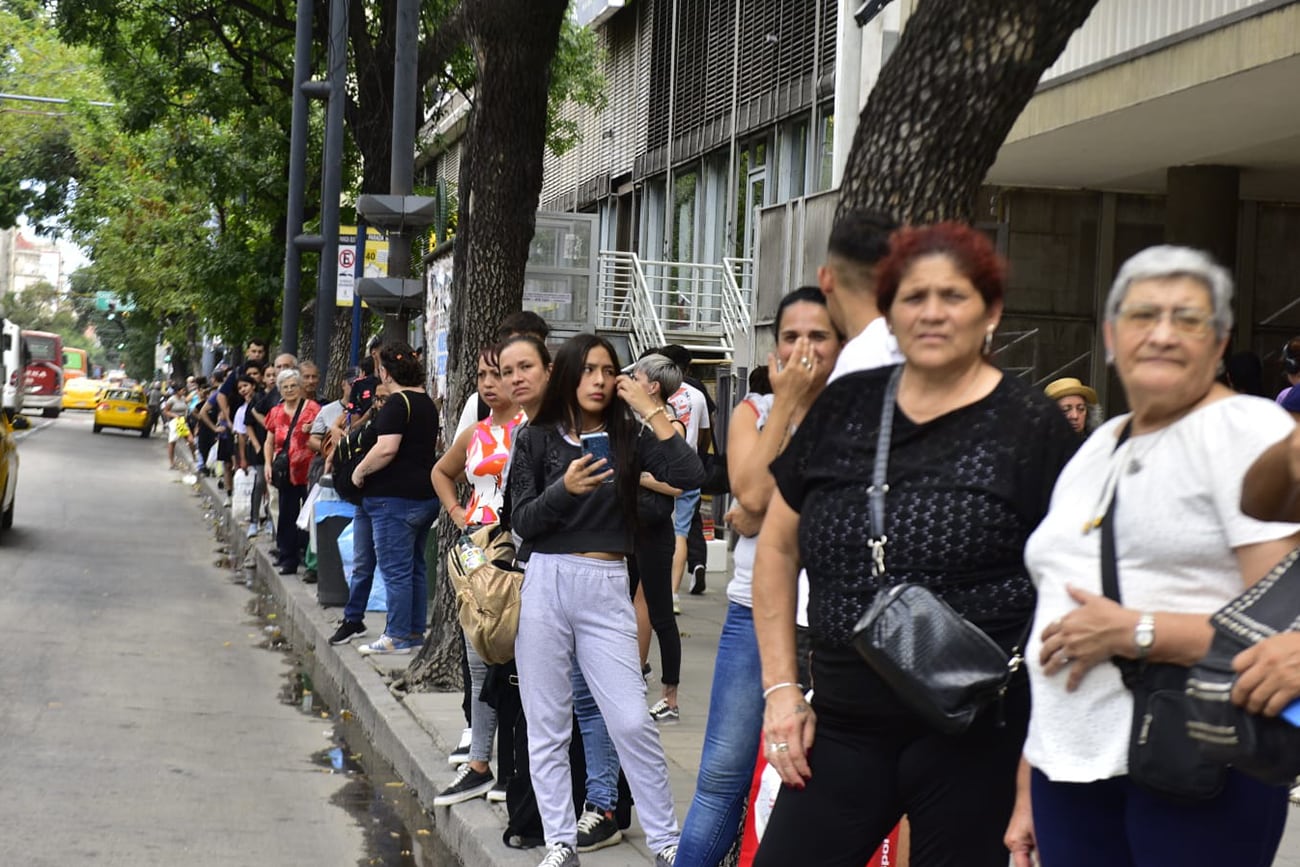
[22, 330, 63, 418]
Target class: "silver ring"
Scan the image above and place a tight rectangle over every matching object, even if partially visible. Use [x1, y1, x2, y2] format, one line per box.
[772, 742, 789, 753]
[799, 356, 810, 366]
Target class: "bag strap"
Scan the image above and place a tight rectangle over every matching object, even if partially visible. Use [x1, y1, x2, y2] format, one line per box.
[868, 366, 904, 582]
[1099, 420, 1134, 606]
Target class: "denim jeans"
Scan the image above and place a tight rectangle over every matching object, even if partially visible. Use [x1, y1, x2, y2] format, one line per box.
[573, 660, 620, 811]
[342, 503, 375, 623]
[676, 602, 764, 867]
[364, 495, 438, 639]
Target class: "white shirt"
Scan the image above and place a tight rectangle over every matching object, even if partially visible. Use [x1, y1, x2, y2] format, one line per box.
[1022, 396, 1300, 783]
[456, 393, 481, 439]
[828, 317, 902, 382]
[667, 382, 710, 450]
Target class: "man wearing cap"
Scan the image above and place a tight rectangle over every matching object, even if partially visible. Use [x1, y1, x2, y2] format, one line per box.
[1044, 377, 1098, 436]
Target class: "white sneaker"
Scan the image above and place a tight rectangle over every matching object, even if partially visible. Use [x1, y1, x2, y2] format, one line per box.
[246, 521, 260, 538]
[537, 842, 579, 867]
[448, 726, 472, 765]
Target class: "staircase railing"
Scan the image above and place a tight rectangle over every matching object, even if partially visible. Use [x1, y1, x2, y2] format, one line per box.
[596, 250, 665, 361]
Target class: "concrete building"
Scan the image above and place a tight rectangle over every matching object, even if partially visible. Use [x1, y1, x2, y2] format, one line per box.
[0, 227, 64, 301]
[421, 0, 1300, 409]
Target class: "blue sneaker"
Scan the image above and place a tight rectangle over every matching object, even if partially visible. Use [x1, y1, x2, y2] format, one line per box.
[357, 634, 416, 656]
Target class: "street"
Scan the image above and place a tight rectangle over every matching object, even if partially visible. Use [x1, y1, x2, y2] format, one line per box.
[0, 410, 368, 865]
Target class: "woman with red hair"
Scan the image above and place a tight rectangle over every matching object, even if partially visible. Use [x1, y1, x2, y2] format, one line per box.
[751, 223, 1078, 866]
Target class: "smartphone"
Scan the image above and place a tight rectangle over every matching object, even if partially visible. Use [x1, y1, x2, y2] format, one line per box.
[580, 432, 615, 482]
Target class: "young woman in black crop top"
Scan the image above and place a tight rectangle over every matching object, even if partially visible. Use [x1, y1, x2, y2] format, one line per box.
[509, 334, 704, 867]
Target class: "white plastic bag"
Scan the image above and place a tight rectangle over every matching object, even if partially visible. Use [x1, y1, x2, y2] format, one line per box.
[231, 468, 254, 523]
[297, 482, 322, 531]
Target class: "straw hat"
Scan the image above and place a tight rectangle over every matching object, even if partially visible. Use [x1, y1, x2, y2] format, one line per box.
[1044, 377, 1098, 405]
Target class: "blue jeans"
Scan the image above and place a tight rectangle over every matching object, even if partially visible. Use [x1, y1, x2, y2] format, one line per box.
[677, 602, 764, 866]
[573, 660, 620, 811]
[364, 495, 438, 640]
[1030, 768, 1287, 867]
[342, 505, 375, 623]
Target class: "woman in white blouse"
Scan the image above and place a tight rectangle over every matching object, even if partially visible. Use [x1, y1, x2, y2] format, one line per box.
[1005, 246, 1300, 867]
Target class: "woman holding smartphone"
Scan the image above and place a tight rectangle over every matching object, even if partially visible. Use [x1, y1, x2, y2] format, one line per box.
[510, 334, 704, 867]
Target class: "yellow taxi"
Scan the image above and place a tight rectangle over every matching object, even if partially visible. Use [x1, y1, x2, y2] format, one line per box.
[62, 377, 108, 411]
[0, 410, 16, 538]
[93, 387, 152, 437]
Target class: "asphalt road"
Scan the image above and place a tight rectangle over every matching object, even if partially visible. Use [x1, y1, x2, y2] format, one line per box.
[0, 410, 366, 865]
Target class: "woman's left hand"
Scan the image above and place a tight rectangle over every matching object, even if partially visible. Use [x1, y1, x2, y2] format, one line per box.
[351, 466, 365, 490]
[1231, 632, 1300, 716]
[616, 374, 657, 418]
[1039, 585, 1132, 691]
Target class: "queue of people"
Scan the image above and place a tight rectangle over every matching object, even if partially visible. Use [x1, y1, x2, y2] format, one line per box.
[173, 210, 1300, 867]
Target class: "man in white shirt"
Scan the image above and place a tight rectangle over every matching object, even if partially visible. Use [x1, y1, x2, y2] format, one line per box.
[661, 346, 712, 608]
[817, 209, 902, 382]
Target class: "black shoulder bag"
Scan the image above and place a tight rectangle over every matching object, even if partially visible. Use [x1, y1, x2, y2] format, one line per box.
[332, 392, 410, 505]
[1185, 544, 1300, 786]
[1100, 422, 1226, 801]
[852, 366, 1026, 734]
[270, 399, 306, 488]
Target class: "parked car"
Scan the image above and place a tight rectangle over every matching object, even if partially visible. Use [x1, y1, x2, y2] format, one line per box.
[0, 409, 16, 538]
[93, 387, 151, 437]
[63, 377, 108, 411]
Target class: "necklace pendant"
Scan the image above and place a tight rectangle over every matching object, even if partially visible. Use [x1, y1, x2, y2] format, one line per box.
[1128, 458, 1142, 474]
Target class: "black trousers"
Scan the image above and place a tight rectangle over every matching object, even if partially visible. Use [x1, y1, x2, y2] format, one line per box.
[629, 517, 680, 685]
[753, 644, 1029, 867]
[686, 499, 707, 572]
[274, 482, 307, 570]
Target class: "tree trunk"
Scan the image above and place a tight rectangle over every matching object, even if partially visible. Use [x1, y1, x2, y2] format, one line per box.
[837, 0, 1100, 224]
[396, 0, 570, 693]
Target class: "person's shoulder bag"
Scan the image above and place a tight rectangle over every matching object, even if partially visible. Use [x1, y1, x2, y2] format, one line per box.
[447, 524, 524, 665]
[1185, 544, 1300, 786]
[332, 392, 409, 504]
[852, 366, 1027, 734]
[1100, 421, 1227, 801]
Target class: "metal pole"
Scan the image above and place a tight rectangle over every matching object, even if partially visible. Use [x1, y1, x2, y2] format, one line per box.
[350, 218, 367, 367]
[313, 0, 348, 375]
[382, 0, 419, 338]
[281, 0, 313, 355]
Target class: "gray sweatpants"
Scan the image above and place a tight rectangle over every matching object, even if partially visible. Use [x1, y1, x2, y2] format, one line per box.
[515, 552, 680, 852]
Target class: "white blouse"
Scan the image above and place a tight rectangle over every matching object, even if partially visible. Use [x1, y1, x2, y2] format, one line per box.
[1023, 395, 1300, 783]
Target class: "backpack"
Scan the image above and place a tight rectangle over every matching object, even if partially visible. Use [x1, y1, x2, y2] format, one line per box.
[331, 392, 408, 504]
[446, 524, 524, 665]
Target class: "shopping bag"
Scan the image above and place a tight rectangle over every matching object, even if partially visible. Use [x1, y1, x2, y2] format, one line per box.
[231, 468, 254, 523]
[297, 482, 323, 531]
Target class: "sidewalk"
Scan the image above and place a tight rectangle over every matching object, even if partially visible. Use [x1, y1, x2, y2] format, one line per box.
[200, 474, 724, 867]
[194, 474, 1300, 867]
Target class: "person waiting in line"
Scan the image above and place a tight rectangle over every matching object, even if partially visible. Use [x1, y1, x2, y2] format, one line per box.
[510, 334, 704, 867]
[216, 337, 269, 429]
[628, 353, 689, 724]
[349, 343, 440, 656]
[264, 368, 320, 576]
[232, 373, 269, 538]
[298, 360, 322, 403]
[676, 286, 843, 866]
[1044, 376, 1099, 437]
[754, 223, 1077, 867]
[659, 345, 711, 613]
[429, 344, 525, 807]
[1006, 246, 1300, 867]
[1276, 336, 1300, 405]
[455, 311, 550, 437]
[818, 208, 902, 380]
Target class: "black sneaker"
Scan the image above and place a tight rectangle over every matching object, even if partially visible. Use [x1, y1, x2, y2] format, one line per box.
[486, 777, 509, 802]
[301, 569, 317, 584]
[688, 564, 707, 595]
[328, 620, 368, 645]
[576, 801, 622, 852]
[432, 764, 494, 806]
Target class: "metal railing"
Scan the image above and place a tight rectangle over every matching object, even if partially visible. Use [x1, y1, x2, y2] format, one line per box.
[596, 251, 756, 360]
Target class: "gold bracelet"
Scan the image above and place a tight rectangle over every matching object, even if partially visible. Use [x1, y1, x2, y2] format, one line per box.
[644, 405, 667, 423]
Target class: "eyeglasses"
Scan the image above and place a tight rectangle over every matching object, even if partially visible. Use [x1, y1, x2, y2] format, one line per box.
[1116, 304, 1215, 337]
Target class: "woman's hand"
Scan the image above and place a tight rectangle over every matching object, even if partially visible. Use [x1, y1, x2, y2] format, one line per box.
[1232, 632, 1300, 716]
[768, 337, 823, 409]
[449, 503, 468, 530]
[351, 466, 366, 490]
[616, 374, 658, 418]
[563, 452, 613, 495]
[1039, 585, 1136, 691]
[1004, 791, 1037, 867]
[725, 502, 762, 538]
[762, 685, 816, 787]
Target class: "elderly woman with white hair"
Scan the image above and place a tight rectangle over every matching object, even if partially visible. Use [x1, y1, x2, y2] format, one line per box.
[1005, 246, 1300, 867]
[264, 367, 321, 576]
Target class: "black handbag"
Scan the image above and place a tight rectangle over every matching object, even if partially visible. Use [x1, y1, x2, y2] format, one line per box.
[270, 399, 305, 488]
[851, 367, 1025, 735]
[1099, 431, 1227, 801]
[1185, 545, 1300, 786]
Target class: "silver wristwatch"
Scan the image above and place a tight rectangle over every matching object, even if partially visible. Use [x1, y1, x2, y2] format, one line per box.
[1134, 612, 1155, 659]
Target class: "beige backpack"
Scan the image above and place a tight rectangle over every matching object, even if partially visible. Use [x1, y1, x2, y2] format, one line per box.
[446, 524, 524, 664]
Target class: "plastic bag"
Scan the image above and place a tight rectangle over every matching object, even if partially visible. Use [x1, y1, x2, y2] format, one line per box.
[336, 521, 388, 612]
[297, 483, 322, 531]
[231, 468, 254, 523]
